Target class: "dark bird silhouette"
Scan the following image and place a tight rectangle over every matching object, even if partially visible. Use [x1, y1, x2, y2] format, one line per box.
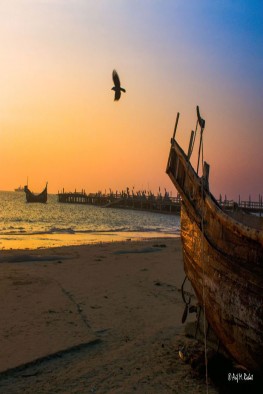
[111, 70, 126, 101]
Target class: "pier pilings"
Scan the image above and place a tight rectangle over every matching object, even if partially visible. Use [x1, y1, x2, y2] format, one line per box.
[57, 191, 263, 215]
[57, 191, 181, 214]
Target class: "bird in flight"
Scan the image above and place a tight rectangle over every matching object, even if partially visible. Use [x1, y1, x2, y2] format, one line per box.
[111, 69, 126, 101]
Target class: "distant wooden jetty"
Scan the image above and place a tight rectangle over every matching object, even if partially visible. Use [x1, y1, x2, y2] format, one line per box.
[57, 189, 263, 215]
[58, 190, 181, 214]
[218, 195, 263, 215]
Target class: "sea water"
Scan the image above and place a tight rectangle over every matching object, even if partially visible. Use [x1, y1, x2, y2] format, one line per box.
[0, 191, 180, 249]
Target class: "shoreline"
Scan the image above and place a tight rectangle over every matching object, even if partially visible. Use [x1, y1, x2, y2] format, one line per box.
[0, 231, 179, 251]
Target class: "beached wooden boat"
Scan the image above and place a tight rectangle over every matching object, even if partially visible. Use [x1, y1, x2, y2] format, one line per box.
[24, 183, 48, 203]
[166, 108, 263, 373]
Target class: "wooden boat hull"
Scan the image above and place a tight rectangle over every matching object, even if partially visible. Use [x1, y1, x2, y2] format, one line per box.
[181, 203, 263, 372]
[24, 184, 48, 203]
[167, 133, 263, 373]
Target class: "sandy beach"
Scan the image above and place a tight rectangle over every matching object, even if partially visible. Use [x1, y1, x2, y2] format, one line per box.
[0, 238, 250, 393]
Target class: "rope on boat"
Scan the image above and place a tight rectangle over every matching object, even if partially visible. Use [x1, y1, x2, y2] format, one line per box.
[180, 107, 209, 392]
[198, 106, 209, 392]
[197, 105, 205, 175]
[187, 118, 198, 160]
[181, 275, 192, 324]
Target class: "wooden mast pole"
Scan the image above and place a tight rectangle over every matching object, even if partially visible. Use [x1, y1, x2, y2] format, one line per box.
[173, 112, 180, 140]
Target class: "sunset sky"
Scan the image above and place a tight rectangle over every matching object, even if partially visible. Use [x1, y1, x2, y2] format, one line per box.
[0, 0, 262, 199]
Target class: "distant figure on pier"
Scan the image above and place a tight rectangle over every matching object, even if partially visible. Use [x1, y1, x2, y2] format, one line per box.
[111, 70, 126, 101]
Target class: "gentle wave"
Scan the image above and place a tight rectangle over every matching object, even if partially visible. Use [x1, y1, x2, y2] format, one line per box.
[0, 226, 180, 236]
[49, 227, 76, 234]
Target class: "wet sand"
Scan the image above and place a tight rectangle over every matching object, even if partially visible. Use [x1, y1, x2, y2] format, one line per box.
[0, 238, 232, 393]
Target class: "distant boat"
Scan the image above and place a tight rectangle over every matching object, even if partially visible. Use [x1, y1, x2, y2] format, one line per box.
[14, 186, 24, 192]
[166, 108, 263, 373]
[24, 183, 48, 203]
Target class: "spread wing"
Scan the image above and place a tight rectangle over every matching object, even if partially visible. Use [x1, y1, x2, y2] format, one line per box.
[112, 69, 120, 89]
